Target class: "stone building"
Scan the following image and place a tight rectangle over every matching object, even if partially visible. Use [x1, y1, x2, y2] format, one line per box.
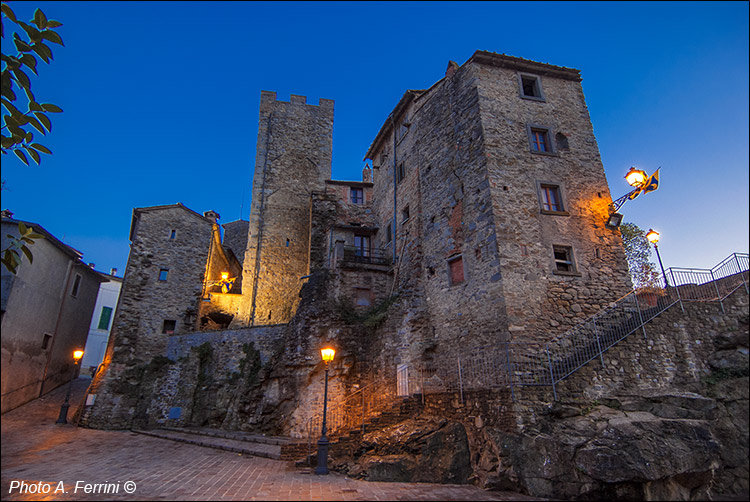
[86, 51, 630, 432]
[1, 212, 104, 413]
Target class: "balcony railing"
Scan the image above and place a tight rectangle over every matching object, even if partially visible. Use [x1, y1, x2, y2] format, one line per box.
[341, 245, 391, 266]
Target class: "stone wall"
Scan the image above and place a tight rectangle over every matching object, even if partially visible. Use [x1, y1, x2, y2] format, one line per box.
[237, 92, 334, 327]
[83, 205, 214, 429]
[165, 325, 285, 365]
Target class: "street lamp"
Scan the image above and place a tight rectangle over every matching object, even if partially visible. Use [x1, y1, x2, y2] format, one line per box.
[606, 167, 658, 229]
[314, 346, 336, 475]
[645, 229, 669, 287]
[56, 349, 84, 424]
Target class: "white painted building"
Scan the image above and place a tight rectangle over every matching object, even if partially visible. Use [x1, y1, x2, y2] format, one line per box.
[81, 270, 123, 373]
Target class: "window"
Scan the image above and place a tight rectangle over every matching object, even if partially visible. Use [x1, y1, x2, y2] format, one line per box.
[396, 163, 406, 184]
[71, 274, 82, 297]
[553, 246, 576, 273]
[350, 187, 364, 204]
[396, 116, 409, 141]
[538, 183, 566, 213]
[158, 268, 169, 282]
[97, 306, 114, 330]
[385, 220, 392, 244]
[401, 205, 410, 224]
[162, 319, 176, 334]
[448, 255, 465, 286]
[518, 73, 545, 101]
[170, 229, 176, 240]
[530, 128, 551, 153]
[41, 333, 52, 350]
[355, 288, 372, 307]
[353, 235, 370, 258]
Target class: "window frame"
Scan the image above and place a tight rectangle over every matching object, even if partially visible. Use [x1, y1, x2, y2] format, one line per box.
[350, 187, 364, 204]
[526, 124, 556, 156]
[536, 181, 569, 216]
[162, 319, 176, 334]
[401, 205, 410, 224]
[354, 287, 372, 307]
[552, 245, 581, 276]
[169, 229, 176, 240]
[97, 306, 114, 331]
[396, 162, 407, 184]
[353, 234, 371, 258]
[158, 268, 169, 282]
[518, 72, 546, 102]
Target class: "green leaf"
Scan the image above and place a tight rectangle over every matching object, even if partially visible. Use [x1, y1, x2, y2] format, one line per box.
[19, 21, 42, 43]
[13, 149, 29, 165]
[2, 255, 18, 275]
[27, 115, 45, 134]
[1, 97, 21, 115]
[21, 236, 35, 244]
[1, 3, 18, 24]
[27, 233, 45, 239]
[23, 86, 35, 102]
[12, 68, 30, 90]
[29, 101, 43, 111]
[34, 112, 51, 132]
[1, 136, 14, 148]
[1, 85, 16, 101]
[42, 30, 63, 46]
[46, 20, 63, 28]
[34, 9, 48, 30]
[26, 146, 40, 164]
[14, 38, 32, 53]
[21, 245, 33, 264]
[18, 221, 28, 234]
[29, 142, 51, 154]
[25, 131, 33, 142]
[41, 103, 62, 113]
[31, 42, 50, 63]
[19, 54, 38, 75]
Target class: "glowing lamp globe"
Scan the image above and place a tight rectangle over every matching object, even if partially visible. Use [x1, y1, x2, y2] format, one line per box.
[73, 350, 84, 361]
[625, 167, 648, 187]
[320, 347, 336, 363]
[221, 272, 229, 280]
[645, 229, 660, 244]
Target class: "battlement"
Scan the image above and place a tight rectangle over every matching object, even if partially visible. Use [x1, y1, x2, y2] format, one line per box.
[259, 90, 334, 109]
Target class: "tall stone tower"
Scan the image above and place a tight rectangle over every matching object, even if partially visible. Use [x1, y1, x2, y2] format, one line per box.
[236, 92, 334, 326]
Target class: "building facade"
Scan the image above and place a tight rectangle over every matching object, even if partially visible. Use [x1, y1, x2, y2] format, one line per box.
[81, 271, 123, 374]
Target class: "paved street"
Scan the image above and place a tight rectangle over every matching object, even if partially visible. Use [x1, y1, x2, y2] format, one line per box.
[1, 378, 540, 501]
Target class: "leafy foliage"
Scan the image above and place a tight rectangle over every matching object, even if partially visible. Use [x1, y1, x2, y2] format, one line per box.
[335, 294, 399, 328]
[2, 220, 45, 274]
[1, 4, 64, 165]
[620, 222, 662, 289]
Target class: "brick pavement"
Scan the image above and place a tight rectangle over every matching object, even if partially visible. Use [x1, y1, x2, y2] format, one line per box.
[2, 378, 542, 501]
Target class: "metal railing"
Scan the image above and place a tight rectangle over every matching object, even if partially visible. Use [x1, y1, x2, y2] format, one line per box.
[396, 253, 748, 401]
[340, 246, 391, 266]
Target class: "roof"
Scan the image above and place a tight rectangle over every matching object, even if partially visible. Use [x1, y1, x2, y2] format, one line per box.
[129, 203, 213, 241]
[1, 216, 105, 282]
[325, 179, 373, 188]
[363, 50, 582, 160]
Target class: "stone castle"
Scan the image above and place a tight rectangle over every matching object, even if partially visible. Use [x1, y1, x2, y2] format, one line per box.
[80, 50, 748, 498]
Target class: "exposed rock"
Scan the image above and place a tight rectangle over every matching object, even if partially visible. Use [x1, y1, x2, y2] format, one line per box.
[333, 418, 472, 484]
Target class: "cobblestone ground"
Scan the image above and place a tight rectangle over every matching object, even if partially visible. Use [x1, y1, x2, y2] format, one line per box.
[2, 378, 541, 501]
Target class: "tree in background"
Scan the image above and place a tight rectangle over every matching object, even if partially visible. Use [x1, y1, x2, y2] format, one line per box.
[620, 222, 662, 290]
[1, 4, 63, 165]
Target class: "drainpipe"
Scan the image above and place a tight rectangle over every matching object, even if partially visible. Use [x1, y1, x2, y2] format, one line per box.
[391, 114, 398, 264]
[39, 260, 74, 397]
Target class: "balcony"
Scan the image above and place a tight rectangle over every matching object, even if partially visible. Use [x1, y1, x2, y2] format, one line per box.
[340, 245, 391, 267]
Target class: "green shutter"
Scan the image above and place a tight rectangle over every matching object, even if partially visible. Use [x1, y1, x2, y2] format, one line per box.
[97, 306, 113, 330]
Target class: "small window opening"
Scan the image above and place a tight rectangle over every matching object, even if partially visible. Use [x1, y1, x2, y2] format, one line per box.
[448, 255, 465, 286]
[350, 187, 364, 204]
[170, 229, 176, 240]
[555, 132, 569, 150]
[402, 205, 410, 224]
[553, 246, 575, 273]
[286, 238, 290, 247]
[595, 248, 601, 259]
[162, 319, 176, 334]
[540, 184, 563, 212]
[396, 163, 406, 184]
[521, 75, 543, 99]
[355, 288, 372, 307]
[385, 222, 392, 244]
[71, 274, 82, 297]
[158, 268, 169, 282]
[530, 128, 551, 153]
[42, 333, 52, 350]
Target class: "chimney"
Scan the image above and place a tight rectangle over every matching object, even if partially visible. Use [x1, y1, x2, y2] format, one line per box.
[362, 163, 373, 183]
[89, 262, 96, 269]
[203, 210, 220, 223]
[0, 209, 13, 219]
[445, 60, 459, 78]
[110, 268, 118, 276]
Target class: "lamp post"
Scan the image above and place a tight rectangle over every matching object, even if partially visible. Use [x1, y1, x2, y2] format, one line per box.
[56, 349, 84, 424]
[315, 346, 335, 475]
[606, 167, 649, 229]
[645, 229, 669, 288]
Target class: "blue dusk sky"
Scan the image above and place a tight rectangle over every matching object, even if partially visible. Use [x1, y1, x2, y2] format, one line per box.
[2, 1, 748, 275]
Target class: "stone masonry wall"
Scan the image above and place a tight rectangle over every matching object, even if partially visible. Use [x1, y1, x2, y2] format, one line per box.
[83, 205, 214, 429]
[236, 92, 334, 327]
[476, 58, 631, 342]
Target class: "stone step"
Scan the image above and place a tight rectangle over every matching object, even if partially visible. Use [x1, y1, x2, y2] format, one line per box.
[159, 426, 296, 446]
[133, 428, 283, 460]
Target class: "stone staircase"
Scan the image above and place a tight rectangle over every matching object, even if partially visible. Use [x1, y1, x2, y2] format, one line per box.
[132, 427, 308, 461]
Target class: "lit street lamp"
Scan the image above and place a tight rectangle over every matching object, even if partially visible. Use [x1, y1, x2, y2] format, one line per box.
[315, 346, 336, 475]
[606, 166, 659, 229]
[56, 349, 84, 424]
[645, 229, 669, 287]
